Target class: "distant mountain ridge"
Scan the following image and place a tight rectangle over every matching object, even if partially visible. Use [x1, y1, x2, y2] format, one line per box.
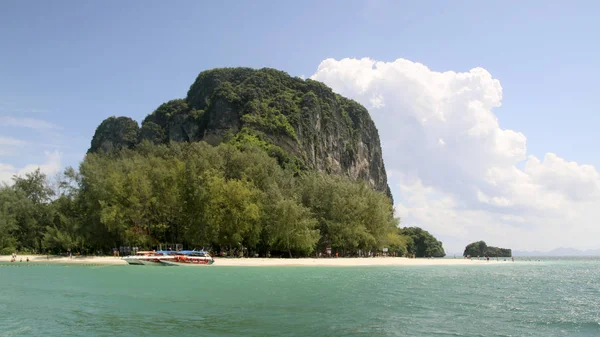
[513, 247, 600, 256]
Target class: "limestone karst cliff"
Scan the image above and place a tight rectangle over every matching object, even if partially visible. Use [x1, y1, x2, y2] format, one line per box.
[89, 67, 391, 198]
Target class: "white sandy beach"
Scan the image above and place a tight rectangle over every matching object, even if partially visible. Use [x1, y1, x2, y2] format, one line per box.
[0, 255, 128, 265]
[0, 255, 508, 266]
[212, 257, 500, 266]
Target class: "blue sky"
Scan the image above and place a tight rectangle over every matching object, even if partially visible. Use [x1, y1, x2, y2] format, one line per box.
[2, 1, 599, 252]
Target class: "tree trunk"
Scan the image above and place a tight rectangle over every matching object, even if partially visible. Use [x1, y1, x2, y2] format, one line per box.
[288, 249, 293, 258]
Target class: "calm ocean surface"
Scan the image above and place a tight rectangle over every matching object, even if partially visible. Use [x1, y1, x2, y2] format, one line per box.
[1, 257, 599, 336]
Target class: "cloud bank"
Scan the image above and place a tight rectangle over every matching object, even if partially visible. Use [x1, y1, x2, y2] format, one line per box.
[312, 57, 600, 252]
[0, 151, 62, 186]
[0, 115, 66, 185]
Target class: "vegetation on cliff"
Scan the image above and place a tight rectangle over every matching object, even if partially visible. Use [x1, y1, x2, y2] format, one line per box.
[463, 241, 511, 257]
[89, 116, 140, 154]
[90, 68, 390, 198]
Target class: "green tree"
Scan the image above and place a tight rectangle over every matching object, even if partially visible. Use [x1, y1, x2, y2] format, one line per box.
[11, 169, 55, 252]
[383, 231, 409, 256]
[13, 168, 54, 205]
[0, 186, 20, 254]
[265, 198, 319, 257]
[202, 174, 262, 254]
[401, 227, 445, 257]
[43, 175, 85, 254]
[297, 173, 399, 256]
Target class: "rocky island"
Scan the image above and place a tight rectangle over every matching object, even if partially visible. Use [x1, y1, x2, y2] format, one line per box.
[1, 67, 447, 259]
[463, 241, 512, 257]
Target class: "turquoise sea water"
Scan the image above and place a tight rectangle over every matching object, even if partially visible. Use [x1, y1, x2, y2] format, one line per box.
[1, 257, 599, 336]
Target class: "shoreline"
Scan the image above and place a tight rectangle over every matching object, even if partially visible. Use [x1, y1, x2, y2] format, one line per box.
[0, 255, 509, 267]
[212, 257, 503, 266]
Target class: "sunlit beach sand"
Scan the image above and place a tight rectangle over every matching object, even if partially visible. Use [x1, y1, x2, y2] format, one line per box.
[0, 255, 506, 266]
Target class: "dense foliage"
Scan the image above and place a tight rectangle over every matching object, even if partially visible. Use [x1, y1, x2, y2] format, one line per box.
[400, 227, 446, 257]
[0, 141, 433, 257]
[463, 241, 511, 257]
[89, 116, 140, 154]
[0, 169, 77, 254]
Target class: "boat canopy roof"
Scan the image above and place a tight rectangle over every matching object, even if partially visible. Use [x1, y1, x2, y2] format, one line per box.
[177, 250, 209, 256]
[154, 250, 209, 256]
[155, 250, 178, 256]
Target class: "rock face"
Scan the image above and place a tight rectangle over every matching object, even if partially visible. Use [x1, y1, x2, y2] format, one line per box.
[89, 68, 391, 198]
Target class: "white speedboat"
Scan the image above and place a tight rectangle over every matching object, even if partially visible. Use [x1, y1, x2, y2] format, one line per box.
[159, 250, 214, 266]
[122, 250, 177, 265]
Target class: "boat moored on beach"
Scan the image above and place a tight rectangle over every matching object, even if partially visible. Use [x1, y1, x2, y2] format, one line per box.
[122, 250, 177, 265]
[122, 250, 214, 266]
[159, 250, 214, 266]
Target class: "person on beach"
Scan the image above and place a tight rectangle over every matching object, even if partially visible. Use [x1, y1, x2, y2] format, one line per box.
[26, 257, 29, 262]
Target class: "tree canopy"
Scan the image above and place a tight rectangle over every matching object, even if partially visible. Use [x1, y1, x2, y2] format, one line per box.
[1, 140, 447, 258]
[400, 227, 446, 257]
[89, 116, 140, 154]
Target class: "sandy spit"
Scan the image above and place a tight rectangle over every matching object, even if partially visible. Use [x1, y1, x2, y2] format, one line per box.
[0, 255, 127, 265]
[0, 255, 507, 266]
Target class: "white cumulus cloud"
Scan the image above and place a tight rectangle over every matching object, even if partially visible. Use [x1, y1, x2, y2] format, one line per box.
[312, 57, 600, 253]
[0, 151, 62, 186]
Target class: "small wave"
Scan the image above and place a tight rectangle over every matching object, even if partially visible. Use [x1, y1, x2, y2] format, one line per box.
[536, 320, 600, 333]
[0, 326, 32, 337]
